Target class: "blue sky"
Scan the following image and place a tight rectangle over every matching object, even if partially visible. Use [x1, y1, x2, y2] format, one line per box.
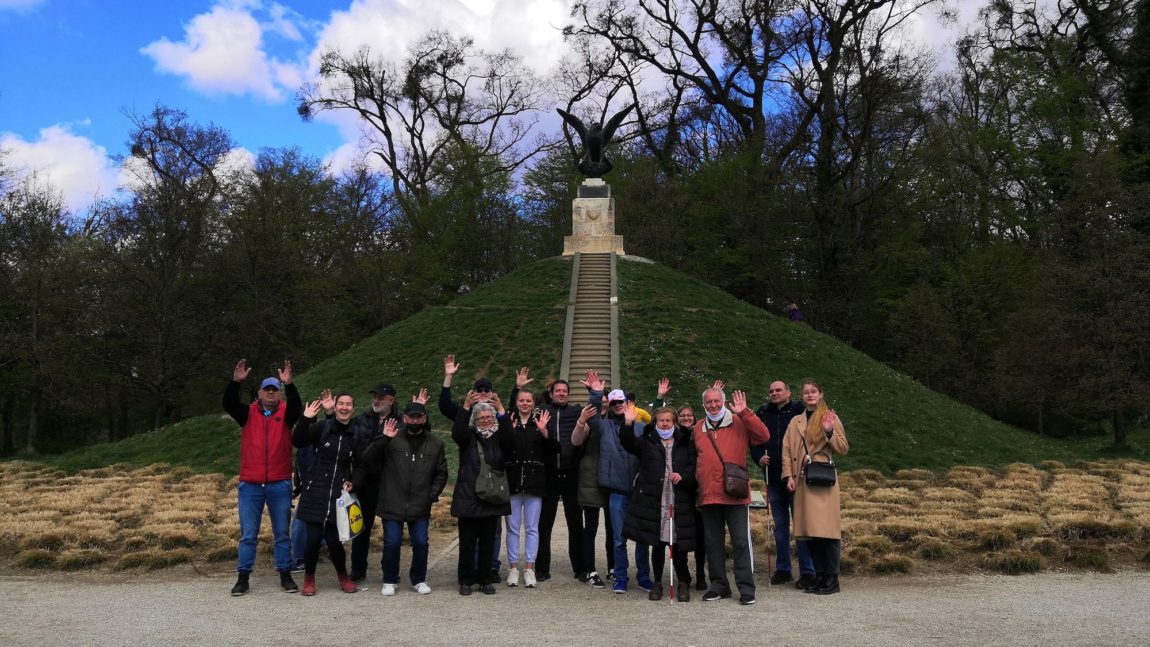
[0, 0, 972, 214]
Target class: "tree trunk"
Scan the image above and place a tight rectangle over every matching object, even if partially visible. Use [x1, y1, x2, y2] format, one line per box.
[1, 393, 15, 456]
[1113, 409, 1127, 447]
[25, 386, 39, 454]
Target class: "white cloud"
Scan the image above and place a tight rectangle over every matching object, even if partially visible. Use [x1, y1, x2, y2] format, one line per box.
[1, 126, 122, 214]
[140, 2, 295, 101]
[0, 0, 45, 10]
[310, 0, 571, 76]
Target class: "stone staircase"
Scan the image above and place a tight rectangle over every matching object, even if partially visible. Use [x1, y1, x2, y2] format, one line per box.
[559, 252, 620, 403]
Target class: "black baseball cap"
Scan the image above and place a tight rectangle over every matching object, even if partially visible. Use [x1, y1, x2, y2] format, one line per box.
[370, 383, 396, 397]
[474, 378, 493, 392]
[404, 402, 427, 416]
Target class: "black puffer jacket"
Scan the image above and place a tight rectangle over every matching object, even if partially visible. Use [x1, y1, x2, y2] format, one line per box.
[619, 424, 698, 550]
[505, 412, 558, 497]
[356, 426, 449, 522]
[450, 409, 512, 519]
[292, 416, 367, 525]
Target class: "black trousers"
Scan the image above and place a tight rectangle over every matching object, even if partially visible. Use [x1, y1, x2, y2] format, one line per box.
[536, 469, 584, 577]
[304, 520, 346, 576]
[580, 505, 614, 574]
[693, 508, 707, 580]
[349, 479, 379, 576]
[457, 516, 499, 586]
[650, 541, 692, 584]
[808, 537, 841, 575]
[700, 504, 754, 597]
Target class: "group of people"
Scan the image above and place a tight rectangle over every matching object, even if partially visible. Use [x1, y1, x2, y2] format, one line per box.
[223, 356, 849, 605]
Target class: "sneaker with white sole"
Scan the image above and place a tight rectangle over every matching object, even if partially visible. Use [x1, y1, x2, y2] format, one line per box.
[413, 582, 432, 595]
[381, 583, 397, 596]
[586, 571, 605, 589]
[523, 569, 537, 588]
[506, 567, 520, 587]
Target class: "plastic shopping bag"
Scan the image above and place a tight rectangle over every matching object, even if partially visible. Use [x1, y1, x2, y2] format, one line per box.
[335, 491, 364, 543]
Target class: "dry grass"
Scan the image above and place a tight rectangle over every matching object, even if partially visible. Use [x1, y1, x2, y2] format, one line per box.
[6, 458, 1150, 574]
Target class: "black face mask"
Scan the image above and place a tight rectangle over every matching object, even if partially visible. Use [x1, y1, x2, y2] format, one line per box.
[406, 422, 429, 435]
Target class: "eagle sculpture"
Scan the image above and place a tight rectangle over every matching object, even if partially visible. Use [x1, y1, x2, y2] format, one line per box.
[556, 104, 635, 178]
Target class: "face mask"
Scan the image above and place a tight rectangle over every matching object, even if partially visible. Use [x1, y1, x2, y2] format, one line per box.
[656, 425, 675, 440]
[406, 422, 428, 435]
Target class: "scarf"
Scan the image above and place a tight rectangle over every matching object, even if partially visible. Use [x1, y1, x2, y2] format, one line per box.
[476, 425, 497, 439]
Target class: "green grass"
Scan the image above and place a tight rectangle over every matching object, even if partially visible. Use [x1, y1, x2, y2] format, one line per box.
[21, 254, 1144, 477]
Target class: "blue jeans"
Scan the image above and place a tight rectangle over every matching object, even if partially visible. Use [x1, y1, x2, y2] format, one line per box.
[607, 492, 650, 587]
[290, 515, 308, 565]
[237, 480, 292, 573]
[383, 518, 430, 585]
[767, 483, 814, 576]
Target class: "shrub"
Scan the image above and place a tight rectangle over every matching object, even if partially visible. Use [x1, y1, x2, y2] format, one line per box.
[844, 546, 873, 566]
[1064, 545, 1112, 572]
[977, 529, 1017, 551]
[851, 535, 895, 553]
[980, 551, 1044, 575]
[114, 548, 193, 571]
[916, 538, 953, 561]
[872, 554, 913, 574]
[57, 549, 107, 570]
[16, 548, 56, 568]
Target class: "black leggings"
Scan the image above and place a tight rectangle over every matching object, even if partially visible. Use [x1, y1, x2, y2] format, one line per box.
[650, 541, 691, 584]
[807, 537, 841, 575]
[305, 521, 347, 576]
[457, 516, 499, 586]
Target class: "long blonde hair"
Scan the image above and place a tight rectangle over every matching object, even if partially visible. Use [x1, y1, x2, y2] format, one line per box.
[801, 379, 829, 446]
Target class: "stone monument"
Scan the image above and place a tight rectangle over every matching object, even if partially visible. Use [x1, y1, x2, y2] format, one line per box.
[556, 104, 633, 256]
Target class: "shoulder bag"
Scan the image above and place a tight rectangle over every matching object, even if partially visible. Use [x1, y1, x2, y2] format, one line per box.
[800, 433, 837, 487]
[704, 423, 750, 499]
[474, 438, 510, 505]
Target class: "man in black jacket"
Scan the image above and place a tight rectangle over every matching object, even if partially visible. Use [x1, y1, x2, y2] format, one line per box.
[357, 401, 448, 596]
[349, 383, 401, 583]
[752, 380, 814, 588]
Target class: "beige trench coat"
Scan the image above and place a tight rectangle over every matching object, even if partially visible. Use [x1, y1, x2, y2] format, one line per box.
[781, 413, 848, 539]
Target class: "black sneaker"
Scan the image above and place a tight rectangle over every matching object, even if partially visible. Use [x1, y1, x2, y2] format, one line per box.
[536, 572, 552, 582]
[349, 571, 366, 584]
[290, 561, 305, 573]
[795, 574, 816, 590]
[702, 590, 729, 602]
[458, 584, 472, 596]
[230, 573, 250, 597]
[770, 571, 793, 585]
[279, 570, 298, 593]
[739, 593, 756, 605]
[586, 571, 606, 589]
[480, 584, 497, 595]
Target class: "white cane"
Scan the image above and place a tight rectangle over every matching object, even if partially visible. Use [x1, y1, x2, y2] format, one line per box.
[747, 504, 754, 576]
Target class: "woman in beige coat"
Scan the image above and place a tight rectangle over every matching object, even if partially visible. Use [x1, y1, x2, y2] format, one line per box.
[782, 379, 848, 595]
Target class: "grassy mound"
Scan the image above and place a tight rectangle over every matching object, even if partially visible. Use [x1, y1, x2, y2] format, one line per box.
[26, 255, 1141, 476]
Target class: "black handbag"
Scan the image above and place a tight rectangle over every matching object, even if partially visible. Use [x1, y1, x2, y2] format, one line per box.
[705, 424, 751, 499]
[474, 439, 509, 505]
[800, 434, 837, 487]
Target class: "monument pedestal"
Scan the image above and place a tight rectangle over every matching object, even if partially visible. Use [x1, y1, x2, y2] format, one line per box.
[563, 179, 625, 256]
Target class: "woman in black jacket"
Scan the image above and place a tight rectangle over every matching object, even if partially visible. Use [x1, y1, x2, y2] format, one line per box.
[619, 404, 698, 602]
[292, 393, 368, 596]
[503, 389, 556, 588]
[451, 392, 512, 596]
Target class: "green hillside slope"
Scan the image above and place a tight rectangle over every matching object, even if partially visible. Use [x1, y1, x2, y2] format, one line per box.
[32, 255, 1124, 475]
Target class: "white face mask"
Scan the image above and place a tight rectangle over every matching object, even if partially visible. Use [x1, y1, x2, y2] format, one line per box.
[655, 425, 675, 440]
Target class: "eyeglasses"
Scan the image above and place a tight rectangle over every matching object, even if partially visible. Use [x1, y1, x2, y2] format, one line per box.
[475, 388, 492, 393]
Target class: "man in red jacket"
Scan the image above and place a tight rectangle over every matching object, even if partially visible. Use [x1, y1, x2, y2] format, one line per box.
[694, 386, 769, 606]
[223, 358, 302, 596]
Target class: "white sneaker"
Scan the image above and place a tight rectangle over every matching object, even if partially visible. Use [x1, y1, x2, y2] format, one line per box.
[381, 583, 397, 596]
[507, 567, 519, 587]
[523, 569, 537, 588]
[413, 582, 431, 595]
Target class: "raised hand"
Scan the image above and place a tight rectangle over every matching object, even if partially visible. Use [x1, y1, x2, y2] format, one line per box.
[320, 389, 335, 414]
[580, 369, 605, 392]
[464, 390, 479, 409]
[382, 419, 398, 438]
[444, 354, 460, 377]
[657, 377, 670, 399]
[822, 409, 838, 432]
[516, 366, 533, 388]
[578, 404, 597, 423]
[232, 359, 251, 382]
[413, 388, 429, 405]
[490, 392, 505, 414]
[304, 398, 323, 419]
[623, 402, 637, 425]
[730, 390, 748, 415]
[536, 409, 551, 437]
[278, 359, 293, 385]
[711, 379, 725, 392]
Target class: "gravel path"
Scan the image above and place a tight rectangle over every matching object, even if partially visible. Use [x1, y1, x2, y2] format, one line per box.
[4, 564, 1148, 646]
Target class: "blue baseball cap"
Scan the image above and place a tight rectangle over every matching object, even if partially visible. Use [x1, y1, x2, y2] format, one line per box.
[259, 377, 282, 391]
